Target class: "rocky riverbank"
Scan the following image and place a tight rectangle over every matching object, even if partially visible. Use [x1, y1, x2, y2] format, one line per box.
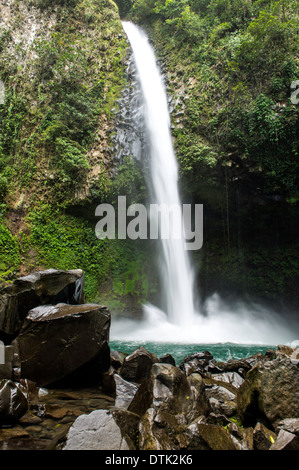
[1, 270, 299, 451]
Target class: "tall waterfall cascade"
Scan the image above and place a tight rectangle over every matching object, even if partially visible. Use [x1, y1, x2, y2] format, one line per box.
[121, 21, 198, 326]
[110, 22, 296, 346]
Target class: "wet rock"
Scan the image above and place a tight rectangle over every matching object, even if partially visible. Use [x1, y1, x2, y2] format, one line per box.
[277, 418, 299, 435]
[19, 412, 43, 425]
[204, 382, 237, 417]
[210, 358, 251, 375]
[0, 379, 28, 424]
[187, 373, 211, 420]
[0, 345, 13, 379]
[159, 353, 176, 366]
[227, 421, 242, 439]
[188, 422, 241, 450]
[206, 412, 232, 427]
[264, 349, 277, 360]
[112, 407, 140, 448]
[270, 430, 299, 450]
[101, 366, 117, 395]
[237, 356, 299, 429]
[179, 351, 214, 376]
[276, 344, 298, 357]
[63, 408, 139, 450]
[120, 346, 157, 383]
[0, 426, 30, 442]
[0, 437, 52, 450]
[253, 422, 277, 450]
[186, 419, 212, 450]
[110, 351, 127, 370]
[16, 303, 110, 387]
[242, 427, 254, 450]
[129, 363, 194, 419]
[0, 269, 85, 339]
[45, 405, 68, 420]
[114, 374, 139, 409]
[139, 408, 189, 450]
[211, 371, 244, 388]
[244, 353, 264, 368]
[276, 344, 299, 363]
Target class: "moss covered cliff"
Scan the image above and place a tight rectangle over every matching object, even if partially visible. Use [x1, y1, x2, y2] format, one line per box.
[0, 0, 153, 311]
[0, 0, 298, 314]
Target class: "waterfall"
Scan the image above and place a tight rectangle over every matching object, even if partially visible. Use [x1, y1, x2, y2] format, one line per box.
[110, 22, 297, 346]
[122, 21, 198, 326]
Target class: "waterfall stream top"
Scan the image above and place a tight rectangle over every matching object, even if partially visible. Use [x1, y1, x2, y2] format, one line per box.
[122, 21, 198, 326]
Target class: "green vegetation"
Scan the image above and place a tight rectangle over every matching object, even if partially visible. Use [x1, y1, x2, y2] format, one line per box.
[0, 218, 21, 284]
[129, 0, 299, 198]
[0, 0, 128, 202]
[25, 202, 153, 306]
[0, 0, 154, 309]
[0, 0, 298, 309]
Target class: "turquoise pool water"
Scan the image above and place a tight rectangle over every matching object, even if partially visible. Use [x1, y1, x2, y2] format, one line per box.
[109, 340, 273, 364]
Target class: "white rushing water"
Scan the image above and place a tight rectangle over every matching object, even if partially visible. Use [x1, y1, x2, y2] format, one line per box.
[110, 22, 298, 346]
[122, 21, 197, 326]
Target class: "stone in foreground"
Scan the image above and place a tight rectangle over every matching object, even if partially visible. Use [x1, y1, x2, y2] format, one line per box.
[63, 409, 139, 450]
[237, 356, 299, 429]
[16, 303, 110, 387]
[0, 379, 28, 424]
[0, 269, 85, 339]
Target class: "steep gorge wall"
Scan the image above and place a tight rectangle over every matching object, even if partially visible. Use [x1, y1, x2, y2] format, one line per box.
[0, 0, 128, 207]
[0, 0, 154, 311]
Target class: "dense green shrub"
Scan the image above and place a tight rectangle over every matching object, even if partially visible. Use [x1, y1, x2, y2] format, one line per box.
[0, 221, 21, 284]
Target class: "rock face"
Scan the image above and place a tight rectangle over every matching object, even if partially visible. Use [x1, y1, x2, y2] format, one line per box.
[129, 363, 199, 418]
[1, 327, 299, 451]
[270, 430, 299, 450]
[114, 374, 139, 410]
[120, 346, 157, 383]
[179, 351, 214, 376]
[187, 421, 241, 450]
[237, 356, 299, 429]
[128, 363, 211, 450]
[16, 303, 110, 387]
[0, 379, 28, 424]
[253, 422, 277, 450]
[63, 409, 139, 450]
[0, 269, 85, 340]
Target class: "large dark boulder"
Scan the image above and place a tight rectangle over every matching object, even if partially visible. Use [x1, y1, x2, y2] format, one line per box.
[253, 422, 277, 450]
[0, 269, 85, 341]
[187, 422, 241, 450]
[237, 356, 299, 429]
[179, 351, 214, 376]
[120, 347, 157, 383]
[129, 363, 193, 418]
[139, 409, 189, 450]
[63, 408, 140, 450]
[0, 379, 28, 424]
[15, 303, 110, 387]
[129, 363, 210, 422]
[270, 430, 299, 450]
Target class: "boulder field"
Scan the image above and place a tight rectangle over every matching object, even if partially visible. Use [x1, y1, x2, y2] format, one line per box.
[0, 270, 299, 451]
